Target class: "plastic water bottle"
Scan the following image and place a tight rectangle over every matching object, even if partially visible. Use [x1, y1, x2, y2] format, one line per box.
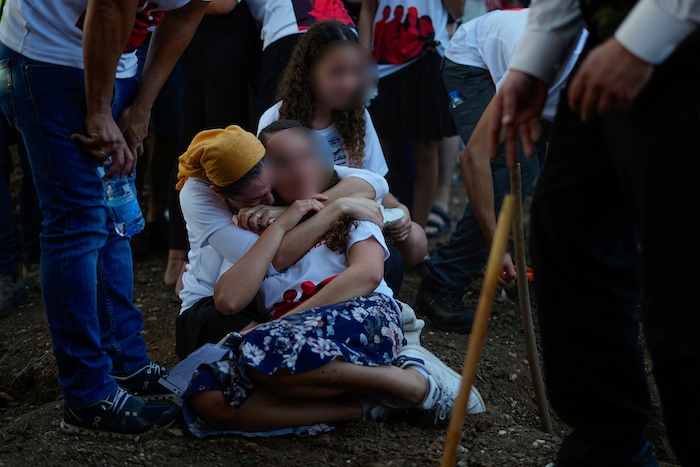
[97, 162, 145, 237]
[448, 90, 464, 109]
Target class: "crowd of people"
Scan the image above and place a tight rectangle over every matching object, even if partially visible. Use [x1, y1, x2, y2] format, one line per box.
[0, 0, 698, 465]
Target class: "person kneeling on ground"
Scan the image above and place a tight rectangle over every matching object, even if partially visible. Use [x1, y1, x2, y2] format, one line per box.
[416, 9, 586, 333]
[180, 124, 485, 437]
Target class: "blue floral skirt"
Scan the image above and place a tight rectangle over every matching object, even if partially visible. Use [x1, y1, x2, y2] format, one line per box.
[182, 293, 404, 437]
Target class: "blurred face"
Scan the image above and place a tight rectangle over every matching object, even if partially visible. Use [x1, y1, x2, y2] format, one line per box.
[224, 166, 275, 210]
[264, 128, 330, 203]
[309, 42, 377, 111]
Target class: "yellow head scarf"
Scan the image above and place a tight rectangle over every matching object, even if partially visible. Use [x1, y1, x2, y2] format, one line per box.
[176, 125, 266, 191]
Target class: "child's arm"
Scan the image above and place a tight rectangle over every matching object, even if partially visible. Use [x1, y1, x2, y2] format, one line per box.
[279, 237, 386, 317]
[214, 200, 323, 315]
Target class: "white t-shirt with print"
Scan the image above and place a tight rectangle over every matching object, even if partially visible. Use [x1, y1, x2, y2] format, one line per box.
[224, 220, 394, 318]
[444, 9, 587, 122]
[178, 165, 389, 312]
[370, 0, 450, 78]
[246, 0, 355, 51]
[0, 0, 200, 79]
[257, 101, 389, 176]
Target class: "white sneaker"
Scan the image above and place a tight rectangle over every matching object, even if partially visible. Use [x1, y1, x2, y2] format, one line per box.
[396, 345, 486, 422]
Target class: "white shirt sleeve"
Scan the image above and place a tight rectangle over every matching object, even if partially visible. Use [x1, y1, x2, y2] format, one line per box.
[507, 0, 585, 84]
[334, 165, 389, 202]
[256, 101, 282, 136]
[362, 109, 390, 176]
[615, 0, 700, 64]
[347, 221, 390, 261]
[179, 178, 263, 264]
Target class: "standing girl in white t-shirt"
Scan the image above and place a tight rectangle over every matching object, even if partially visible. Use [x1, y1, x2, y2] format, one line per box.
[257, 20, 427, 269]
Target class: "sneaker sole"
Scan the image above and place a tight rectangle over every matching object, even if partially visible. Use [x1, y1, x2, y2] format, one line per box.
[139, 393, 183, 407]
[60, 416, 178, 438]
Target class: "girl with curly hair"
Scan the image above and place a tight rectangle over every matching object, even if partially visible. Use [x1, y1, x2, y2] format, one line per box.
[257, 20, 427, 270]
[181, 121, 485, 437]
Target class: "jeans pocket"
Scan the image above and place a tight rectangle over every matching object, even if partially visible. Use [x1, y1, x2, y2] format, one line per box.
[24, 63, 87, 135]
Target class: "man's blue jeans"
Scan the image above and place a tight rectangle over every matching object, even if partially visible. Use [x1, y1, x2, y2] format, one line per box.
[422, 153, 539, 295]
[0, 43, 150, 407]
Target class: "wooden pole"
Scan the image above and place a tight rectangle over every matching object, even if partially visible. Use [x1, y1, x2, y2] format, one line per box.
[509, 164, 553, 434]
[440, 195, 516, 467]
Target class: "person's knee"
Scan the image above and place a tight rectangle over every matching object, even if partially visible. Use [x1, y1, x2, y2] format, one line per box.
[188, 390, 241, 429]
[247, 367, 295, 387]
[189, 389, 269, 432]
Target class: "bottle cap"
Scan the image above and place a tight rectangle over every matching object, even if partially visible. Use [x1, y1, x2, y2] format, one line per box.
[448, 90, 460, 99]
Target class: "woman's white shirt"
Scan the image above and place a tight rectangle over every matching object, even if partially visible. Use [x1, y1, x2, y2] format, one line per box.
[178, 167, 388, 312]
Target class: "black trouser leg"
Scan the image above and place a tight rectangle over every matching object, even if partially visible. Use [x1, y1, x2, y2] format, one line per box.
[533, 34, 700, 466]
[531, 95, 650, 466]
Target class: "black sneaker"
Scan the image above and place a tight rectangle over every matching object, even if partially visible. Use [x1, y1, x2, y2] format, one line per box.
[60, 387, 180, 437]
[414, 286, 475, 334]
[113, 362, 178, 402]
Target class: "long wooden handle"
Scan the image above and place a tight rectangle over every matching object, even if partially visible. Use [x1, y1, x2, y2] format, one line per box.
[440, 194, 516, 467]
[509, 164, 553, 434]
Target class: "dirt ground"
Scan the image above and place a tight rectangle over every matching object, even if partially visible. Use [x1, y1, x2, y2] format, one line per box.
[0, 164, 679, 466]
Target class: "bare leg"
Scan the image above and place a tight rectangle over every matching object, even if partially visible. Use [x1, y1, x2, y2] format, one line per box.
[434, 135, 460, 212]
[146, 133, 178, 223]
[248, 360, 426, 405]
[189, 385, 362, 432]
[426, 136, 461, 238]
[394, 222, 428, 269]
[164, 249, 186, 286]
[412, 140, 439, 228]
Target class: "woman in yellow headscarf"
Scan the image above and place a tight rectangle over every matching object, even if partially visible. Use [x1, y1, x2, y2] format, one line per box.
[175, 124, 389, 359]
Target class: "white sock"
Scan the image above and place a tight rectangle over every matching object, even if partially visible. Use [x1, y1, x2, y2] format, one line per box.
[405, 365, 435, 408]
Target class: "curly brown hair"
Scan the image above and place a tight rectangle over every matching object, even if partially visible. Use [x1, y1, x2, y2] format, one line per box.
[277, 21, 367, 168]
[325, 214, 358, 252]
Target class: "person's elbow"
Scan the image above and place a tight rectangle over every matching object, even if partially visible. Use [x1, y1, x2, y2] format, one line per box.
[213, 291, 245, 316]
[271, 256, 290, 273]
[205, 0, 237, 15]
[362, 268, 384, 294]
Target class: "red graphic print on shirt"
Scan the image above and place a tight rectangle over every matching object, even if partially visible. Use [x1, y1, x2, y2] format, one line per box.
[271, 275, 338, 320]
[75, 0, 164, 53]
[292, 0, 355, 32]
[372, 5, 435, 65]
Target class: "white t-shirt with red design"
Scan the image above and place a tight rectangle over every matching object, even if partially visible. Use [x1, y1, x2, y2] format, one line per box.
[369, 0, 451, 78]
[0, 0, 202, 79]
[257, 101, 389, 177]
[246, 0, 355, 50]
[238, 220, 394, 319]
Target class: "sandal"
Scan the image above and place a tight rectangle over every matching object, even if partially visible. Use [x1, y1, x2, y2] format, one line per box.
[425, 205, 451, 239]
